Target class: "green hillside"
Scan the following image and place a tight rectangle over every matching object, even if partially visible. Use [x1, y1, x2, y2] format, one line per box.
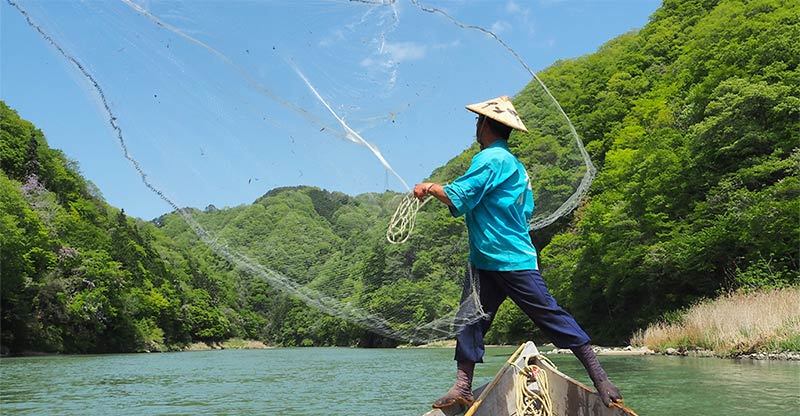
[0, 101, 276, 353]
[434, 0, 798, 342]
[2, 0, 797, 353]
[531, 0, 799, 341]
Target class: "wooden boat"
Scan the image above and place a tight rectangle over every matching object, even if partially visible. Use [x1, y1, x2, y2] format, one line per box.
[423, 342, 638, 416]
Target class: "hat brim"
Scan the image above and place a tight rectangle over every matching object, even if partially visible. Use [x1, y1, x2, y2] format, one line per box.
[466, 96, 528, 133]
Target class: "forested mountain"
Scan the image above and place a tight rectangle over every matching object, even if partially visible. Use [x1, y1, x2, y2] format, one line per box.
[2, 0, 797, 354]
[530, 0, 799, 341]
[1, 101, 232, 353]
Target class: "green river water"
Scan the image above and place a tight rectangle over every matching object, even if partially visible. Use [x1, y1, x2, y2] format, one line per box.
[1, 347, 798, 415]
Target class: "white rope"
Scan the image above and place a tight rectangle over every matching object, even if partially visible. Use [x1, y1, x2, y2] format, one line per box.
[386, 194, 432, 244]
[512, 355, 556, 416]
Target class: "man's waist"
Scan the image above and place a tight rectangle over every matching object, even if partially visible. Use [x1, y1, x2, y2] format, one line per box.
[469, 251, 538, 271]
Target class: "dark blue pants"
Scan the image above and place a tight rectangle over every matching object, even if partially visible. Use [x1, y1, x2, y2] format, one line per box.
[455, 268, 590, 363]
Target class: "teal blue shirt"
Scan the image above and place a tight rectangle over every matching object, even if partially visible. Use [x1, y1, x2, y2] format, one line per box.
[443, 140, 538, 271]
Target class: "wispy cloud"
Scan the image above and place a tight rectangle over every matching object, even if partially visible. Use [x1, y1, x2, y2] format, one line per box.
[491, 20, 512, 34]
[360, 57, 378, 68]
[538, 0, 568, 6]
[432, 39, 461, 50]
[361, 41, 427, 67]
[382, 41, 427, 62]
[359, 38, 459, 91]
[318, 29, 345, 47]
[505, 0, 533, 36]
[506, 0, 521, 13]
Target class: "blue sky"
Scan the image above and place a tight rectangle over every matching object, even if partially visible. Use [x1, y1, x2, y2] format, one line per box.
[2, 0, 661, 220]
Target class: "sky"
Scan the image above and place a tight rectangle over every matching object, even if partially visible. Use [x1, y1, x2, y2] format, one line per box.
[1, 0, 662, 220]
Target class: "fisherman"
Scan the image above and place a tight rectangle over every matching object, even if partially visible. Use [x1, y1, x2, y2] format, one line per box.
[413, 96, 622, 409]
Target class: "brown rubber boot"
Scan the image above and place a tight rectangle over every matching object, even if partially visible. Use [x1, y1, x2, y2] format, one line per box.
[432, 361, 475, 409]
[571, 343, 623, 407]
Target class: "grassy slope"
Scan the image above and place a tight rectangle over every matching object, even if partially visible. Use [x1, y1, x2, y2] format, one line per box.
[632, 287, 800, 356]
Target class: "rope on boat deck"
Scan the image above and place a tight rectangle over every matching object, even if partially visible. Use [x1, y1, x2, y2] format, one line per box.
[511, 354, 556, 416]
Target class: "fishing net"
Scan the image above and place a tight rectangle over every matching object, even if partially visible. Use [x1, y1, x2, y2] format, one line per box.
[8, 0, 594, 343]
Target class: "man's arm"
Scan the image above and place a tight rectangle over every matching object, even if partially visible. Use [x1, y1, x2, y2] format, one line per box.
[414, 152, 501, 216]
[414, 182, 452, 206]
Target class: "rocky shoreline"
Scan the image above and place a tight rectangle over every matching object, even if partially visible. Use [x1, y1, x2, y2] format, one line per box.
[410, 340, 800, 360]
[544, 345, 800, 361]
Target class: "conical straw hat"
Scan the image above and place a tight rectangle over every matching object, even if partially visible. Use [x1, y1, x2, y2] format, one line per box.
[466, 95, 528, 133]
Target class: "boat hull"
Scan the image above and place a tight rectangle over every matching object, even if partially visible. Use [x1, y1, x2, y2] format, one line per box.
[423, 342, 637, 416]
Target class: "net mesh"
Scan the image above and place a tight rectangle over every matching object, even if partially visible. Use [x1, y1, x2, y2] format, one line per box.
[9, 0, 594, 343]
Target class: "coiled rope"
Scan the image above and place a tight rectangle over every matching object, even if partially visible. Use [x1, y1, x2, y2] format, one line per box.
[512, 355, 556, 416]
[386, 194, 432, 244]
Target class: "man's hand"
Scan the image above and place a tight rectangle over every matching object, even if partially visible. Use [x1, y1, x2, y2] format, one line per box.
[413, 182, 453, 206]
[413, 182, 434, 200]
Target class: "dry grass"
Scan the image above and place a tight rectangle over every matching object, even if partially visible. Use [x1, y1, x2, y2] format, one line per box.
[631, 287, 800, 356]
[221, 338, 269, 349]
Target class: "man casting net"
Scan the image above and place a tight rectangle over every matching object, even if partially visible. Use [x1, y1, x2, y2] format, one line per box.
[8, 0, 595, 346]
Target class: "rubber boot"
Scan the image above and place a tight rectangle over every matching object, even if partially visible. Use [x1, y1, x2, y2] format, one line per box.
[432, 361, 475, 409]
[571, 343, 623, 407]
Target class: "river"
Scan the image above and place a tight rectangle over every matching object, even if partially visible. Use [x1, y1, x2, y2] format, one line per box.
[1, 347, 797, 415]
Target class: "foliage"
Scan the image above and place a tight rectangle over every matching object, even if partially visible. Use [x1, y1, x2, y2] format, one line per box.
[2, 0, 798, 352]
[0, 102, 249, 353]
[535, 0, 799, 342]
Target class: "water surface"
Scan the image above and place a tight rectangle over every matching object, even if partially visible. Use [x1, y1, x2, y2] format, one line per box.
[1, 347, 797, 415]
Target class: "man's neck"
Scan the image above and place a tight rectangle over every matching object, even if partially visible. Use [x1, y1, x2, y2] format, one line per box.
[479, 135, 504, 150]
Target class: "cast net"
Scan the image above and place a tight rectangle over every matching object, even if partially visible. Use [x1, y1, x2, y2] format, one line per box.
[8, 0, 594, 343]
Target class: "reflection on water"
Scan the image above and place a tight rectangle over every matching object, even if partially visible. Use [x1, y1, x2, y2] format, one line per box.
[1, 347, 798, 415]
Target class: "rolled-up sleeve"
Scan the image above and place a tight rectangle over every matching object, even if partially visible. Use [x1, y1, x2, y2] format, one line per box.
[443, 155, 497, 217]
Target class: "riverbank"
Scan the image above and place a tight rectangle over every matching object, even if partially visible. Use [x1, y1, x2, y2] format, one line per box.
[631, 287, 800, 358]
[545, 345, 800, 360]
[410, 338, 800, 360]
[404, 340, 788, 360]
[6, 287, 799, 359]
[5, 338, 798, 360]
[179, 338, 272, 352]
[0, 338, 272, 357]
